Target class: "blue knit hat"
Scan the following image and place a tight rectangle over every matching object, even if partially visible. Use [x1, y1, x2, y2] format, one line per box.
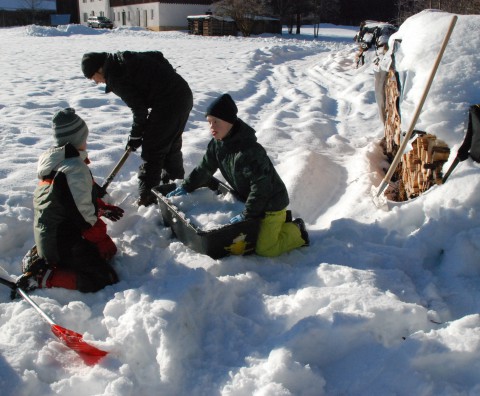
[52, 108, 89, 148]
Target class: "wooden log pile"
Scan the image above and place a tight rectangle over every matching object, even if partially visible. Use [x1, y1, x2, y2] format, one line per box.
[382, 69, 451, 201]
[400, 134, 450, 199]
[383, 69, 402, 159]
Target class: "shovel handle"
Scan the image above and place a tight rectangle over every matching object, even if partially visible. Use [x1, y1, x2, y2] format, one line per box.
[0, 276, 15, 289]
[99, 147, 132, 197]
[442, 156, 460, 183]
[16, 287, 56, 326]
[0, 275, 55, 324]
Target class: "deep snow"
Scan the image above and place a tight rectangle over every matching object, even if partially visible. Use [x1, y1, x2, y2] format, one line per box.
[0, 10, 480, 396]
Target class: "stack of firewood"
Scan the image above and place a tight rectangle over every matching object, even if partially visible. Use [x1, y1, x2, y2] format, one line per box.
[381, 68, 451, 201]
[383, 69, 402, 158]
[400, 134, 450, 199]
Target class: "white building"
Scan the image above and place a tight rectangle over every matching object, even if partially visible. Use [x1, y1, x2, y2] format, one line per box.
[78, 0, 214, 31]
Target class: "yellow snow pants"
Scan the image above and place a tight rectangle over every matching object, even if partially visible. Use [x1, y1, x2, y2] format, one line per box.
[255, 208, 305, 257]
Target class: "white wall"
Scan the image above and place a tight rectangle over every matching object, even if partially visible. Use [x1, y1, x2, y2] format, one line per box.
[78, 1, 213, 30]
[111, 4, 153, 29]
[78, 0, 110, 24]
[158, 3, 212, 30]
[99, 2, 212, 30]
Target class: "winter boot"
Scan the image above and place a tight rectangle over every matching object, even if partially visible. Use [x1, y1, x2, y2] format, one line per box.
[293, 218, 310, 247]
[137, 191, 158, 207]
[17, 246, 51, 292]
[160, 169, 173, 185]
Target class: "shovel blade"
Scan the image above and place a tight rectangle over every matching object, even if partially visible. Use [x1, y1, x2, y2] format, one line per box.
[51, 324, 108, 365]
[371, 184, 388, 210]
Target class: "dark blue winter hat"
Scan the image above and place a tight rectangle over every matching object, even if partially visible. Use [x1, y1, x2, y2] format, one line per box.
[52, 108, 89, 148]
[206, 94, 238, 124]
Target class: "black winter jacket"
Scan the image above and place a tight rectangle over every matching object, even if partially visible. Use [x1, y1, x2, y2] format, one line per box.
[183, 119, 289, 219]
[103, 51, 192, 138]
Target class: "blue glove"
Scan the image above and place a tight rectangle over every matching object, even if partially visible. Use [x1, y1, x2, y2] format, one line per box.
[166, 186, 188, 198]
[229, 213, 245, 224]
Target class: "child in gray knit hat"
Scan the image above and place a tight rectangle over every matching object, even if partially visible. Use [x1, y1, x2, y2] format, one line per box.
[16, 108, 123, 293]
[52, 108, 89, 149]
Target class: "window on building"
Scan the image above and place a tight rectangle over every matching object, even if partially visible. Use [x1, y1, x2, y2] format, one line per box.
[83, 13, 88, 22]
[128, 11, 131, 21]
[151, 9, 154, 20]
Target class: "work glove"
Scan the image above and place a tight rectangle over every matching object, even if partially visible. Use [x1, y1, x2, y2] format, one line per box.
[229, 213, 246, 224]
[97, 198, 124, 222]
[82, 218, 117, 261]
[166, 186, 188, 198]
[125, 135, 143, 152]
[15, 247, 51, 295]
[15, 272, 44, 293]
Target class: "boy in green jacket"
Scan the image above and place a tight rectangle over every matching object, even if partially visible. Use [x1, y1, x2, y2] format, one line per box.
[167, 94, 309, 257]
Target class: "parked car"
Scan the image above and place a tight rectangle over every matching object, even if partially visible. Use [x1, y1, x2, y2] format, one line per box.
[87, 16, 113, 29]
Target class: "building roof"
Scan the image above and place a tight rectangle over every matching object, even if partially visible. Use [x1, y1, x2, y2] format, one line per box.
[0, 0, 56, 11]
[110, 0, 213, 6]
[187, 14, 279, 22]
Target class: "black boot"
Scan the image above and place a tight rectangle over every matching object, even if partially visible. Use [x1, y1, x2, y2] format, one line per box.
[137, 191, 158, 207]
[293, 218, 310, 246]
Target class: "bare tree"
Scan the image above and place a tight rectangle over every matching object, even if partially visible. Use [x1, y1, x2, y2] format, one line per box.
[23, 0, 43, 24]
[267, 0, 311, 34]
[214, 0, 269, 37]
[396, 0, 480, 23]
[291, 0, 313, 34]
[311, 0, 340, 37]
[267, 0, 295, 32]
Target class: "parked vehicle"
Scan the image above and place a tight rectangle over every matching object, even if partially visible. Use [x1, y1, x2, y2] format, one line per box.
[87, 16, 113, 29]
[354, 20, 398, 51]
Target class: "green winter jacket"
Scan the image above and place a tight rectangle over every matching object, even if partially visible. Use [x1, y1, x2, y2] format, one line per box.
[183, 119, 289, 219]
[33, 144, 99, 263]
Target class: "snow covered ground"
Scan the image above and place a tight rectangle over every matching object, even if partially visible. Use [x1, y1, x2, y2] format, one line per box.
[0, 10, 480, 395]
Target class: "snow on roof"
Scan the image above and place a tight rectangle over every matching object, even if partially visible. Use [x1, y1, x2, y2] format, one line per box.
[363, 20, 395, 29]
[187, 14, 279, 22]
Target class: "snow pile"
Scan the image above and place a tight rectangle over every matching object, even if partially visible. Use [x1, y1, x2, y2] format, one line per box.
[166, 187, 244, 230]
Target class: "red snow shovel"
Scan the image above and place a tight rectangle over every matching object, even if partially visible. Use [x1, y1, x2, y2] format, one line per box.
[0, 276, 108, 365]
